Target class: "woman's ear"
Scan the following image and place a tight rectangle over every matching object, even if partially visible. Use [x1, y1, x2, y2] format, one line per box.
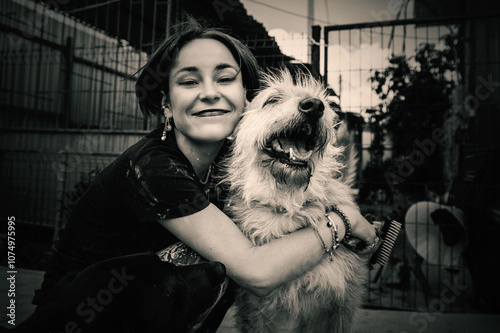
[160, 90, 172, 117]
[160, 90, 168, 105]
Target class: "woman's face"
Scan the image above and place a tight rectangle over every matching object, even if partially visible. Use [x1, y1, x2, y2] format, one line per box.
[165, 38, 245, 144]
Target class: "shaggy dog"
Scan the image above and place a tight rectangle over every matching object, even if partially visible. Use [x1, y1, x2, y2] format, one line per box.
[1, 254, 227, 333]
[225, 70, 368, 332]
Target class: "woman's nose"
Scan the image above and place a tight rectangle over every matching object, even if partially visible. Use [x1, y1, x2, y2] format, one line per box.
[200, 82, 221, 101]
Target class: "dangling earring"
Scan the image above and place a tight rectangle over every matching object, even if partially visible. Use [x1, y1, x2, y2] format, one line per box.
[161, 117, 172, 141]
[161, 105, 172, 141]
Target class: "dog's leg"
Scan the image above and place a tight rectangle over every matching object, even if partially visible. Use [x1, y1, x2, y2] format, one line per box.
[234, 292, 267, 333]
[302, 305, 357, 333]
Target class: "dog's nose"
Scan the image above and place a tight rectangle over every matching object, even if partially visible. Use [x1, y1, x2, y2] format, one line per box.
[299, 98, 324, 119]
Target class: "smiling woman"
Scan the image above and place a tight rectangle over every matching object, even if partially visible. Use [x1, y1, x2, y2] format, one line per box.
[32, 16, 378, 332]
[163, 38, 246, 150]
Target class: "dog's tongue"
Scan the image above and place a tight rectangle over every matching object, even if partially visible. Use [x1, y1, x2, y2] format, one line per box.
[281, 141, 313, 161]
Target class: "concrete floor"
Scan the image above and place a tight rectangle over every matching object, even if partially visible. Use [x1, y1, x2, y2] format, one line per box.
[1, 267, 499, 332]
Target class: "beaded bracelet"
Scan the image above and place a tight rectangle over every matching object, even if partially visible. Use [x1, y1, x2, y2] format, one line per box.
[312, 225, 334, 261]
[329, 205, 352, 242]
[325, 214, 340, 251]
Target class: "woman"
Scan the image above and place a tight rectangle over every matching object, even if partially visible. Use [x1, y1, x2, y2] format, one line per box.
[34, 18, 379, 330]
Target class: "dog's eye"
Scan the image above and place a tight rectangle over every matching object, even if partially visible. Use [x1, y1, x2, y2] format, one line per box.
[263, 96, 280, 107]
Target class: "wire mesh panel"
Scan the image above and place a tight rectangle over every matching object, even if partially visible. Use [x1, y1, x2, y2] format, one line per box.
[0, 149, 117, 227]
[0, 0, 150, 130]
[322, 15, 500, 312]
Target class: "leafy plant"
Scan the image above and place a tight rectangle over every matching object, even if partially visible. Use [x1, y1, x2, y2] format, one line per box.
[369, 34, 460, 190]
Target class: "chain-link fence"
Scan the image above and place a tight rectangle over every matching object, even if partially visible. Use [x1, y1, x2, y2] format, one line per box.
[319, 12, 500, 313]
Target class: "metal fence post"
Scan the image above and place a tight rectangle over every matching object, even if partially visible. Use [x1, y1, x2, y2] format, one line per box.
[311, 25, 321, 79]
[52, 150, 69, 247]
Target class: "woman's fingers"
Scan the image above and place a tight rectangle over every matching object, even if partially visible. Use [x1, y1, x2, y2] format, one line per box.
[335, 205, 383, 255]
[343, 221, 382, 254]
[355, 228, 383, 255]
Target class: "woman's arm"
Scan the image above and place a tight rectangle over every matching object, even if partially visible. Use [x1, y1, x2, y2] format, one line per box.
[158, 203, 377, 297]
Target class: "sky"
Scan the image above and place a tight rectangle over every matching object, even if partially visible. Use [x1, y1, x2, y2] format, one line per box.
[240, 0, 414, 34]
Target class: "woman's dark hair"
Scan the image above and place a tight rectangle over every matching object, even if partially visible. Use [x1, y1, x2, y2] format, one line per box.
[135, 17, 260, 116]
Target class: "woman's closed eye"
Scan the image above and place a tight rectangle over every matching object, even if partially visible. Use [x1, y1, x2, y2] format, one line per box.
[217, 75, 237, 84]
[216, 66, 239, 84]
[178, 79, 199, 86]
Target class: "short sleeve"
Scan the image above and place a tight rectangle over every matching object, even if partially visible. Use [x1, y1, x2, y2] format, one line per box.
[123, 150, 210, 222]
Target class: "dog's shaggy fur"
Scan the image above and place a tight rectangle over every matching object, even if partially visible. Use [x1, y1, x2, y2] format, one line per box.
[225, 70, 368, 332]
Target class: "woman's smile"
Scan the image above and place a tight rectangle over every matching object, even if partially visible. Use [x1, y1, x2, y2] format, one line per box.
[191, 109, 232, 117]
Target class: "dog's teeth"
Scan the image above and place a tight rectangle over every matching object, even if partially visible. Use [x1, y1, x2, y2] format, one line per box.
[290, 147, 296, 160]
[273, 140, 283, 152]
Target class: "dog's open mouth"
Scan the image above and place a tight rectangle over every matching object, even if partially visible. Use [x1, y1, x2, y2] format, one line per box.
[263, 122, 317, 167]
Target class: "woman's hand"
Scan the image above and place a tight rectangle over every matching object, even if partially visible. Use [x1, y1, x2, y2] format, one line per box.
[335, 205, 382, 255]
